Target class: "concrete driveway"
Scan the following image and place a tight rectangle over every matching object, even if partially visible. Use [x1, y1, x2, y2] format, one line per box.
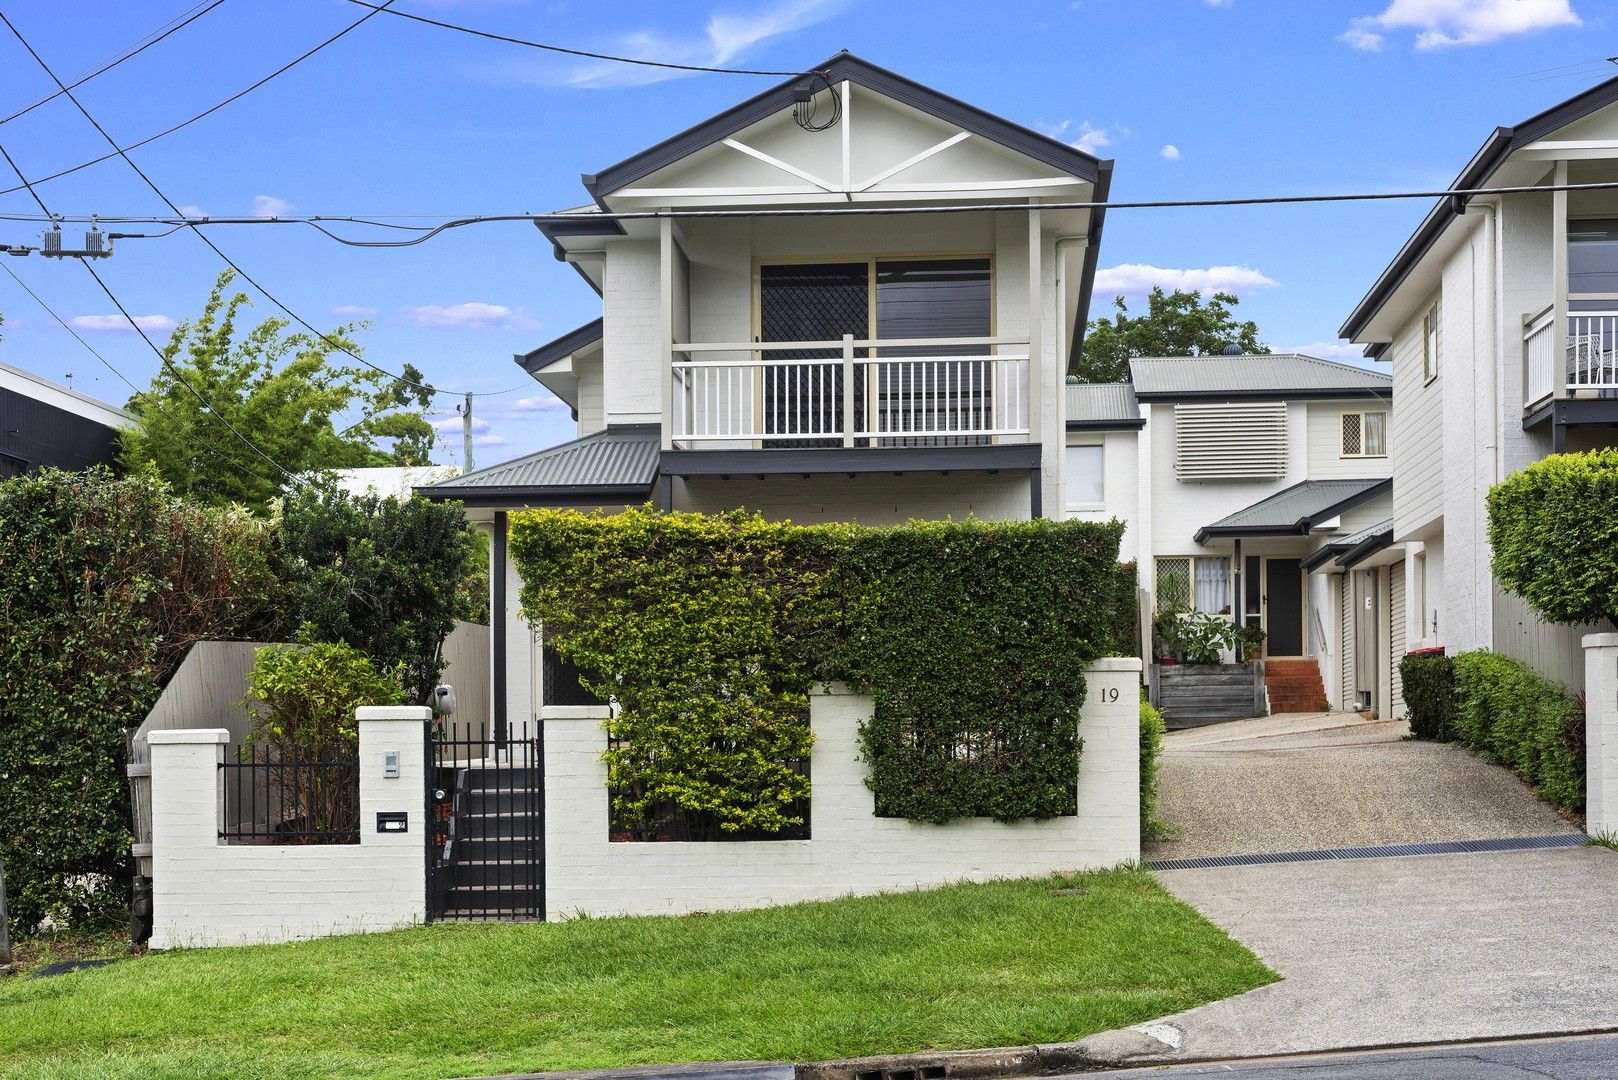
[1144, 711, 1578, 862]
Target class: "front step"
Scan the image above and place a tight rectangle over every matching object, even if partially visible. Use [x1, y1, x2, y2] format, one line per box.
[1264, 659, 1329, 713]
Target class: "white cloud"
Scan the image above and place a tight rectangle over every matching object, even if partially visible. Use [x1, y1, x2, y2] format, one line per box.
[509, 394, 572, 414]
[1160, 144, 1182, 161]
[330, 305, 378, 318]
[403, 302, 540, 331]
[432, 414, 491, 434]
[1283, 341, 1372, 362]
[177, 204, 206, 219]
[1204, 0, 1235, 6]
[251, 194, 295, 219]
[70, 313, 177, 333]
[1093, 263, 1279, 298]
[563, 0, 846, 87]
[1341, 0, 1580, 51]
[474, 434, 508, 448]
[1042, 119, 1116, 156]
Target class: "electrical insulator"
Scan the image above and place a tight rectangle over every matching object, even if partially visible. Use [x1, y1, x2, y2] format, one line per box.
[83, 215, 104, 255]
[42, 223, 61, 255]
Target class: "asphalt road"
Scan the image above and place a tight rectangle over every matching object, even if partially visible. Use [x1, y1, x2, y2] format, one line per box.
[1072, 1032, 1618, 1078]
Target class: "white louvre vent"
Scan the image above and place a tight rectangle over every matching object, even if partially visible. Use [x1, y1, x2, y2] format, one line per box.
[1175, 401, 1287, 481]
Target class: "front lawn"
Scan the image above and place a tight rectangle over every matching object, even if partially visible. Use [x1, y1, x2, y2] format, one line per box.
[0, 868, 1274, 1080]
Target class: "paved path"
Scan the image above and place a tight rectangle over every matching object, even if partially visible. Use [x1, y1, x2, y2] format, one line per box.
[1145, 711, 1578, 862]
[1072, 1032, 1618, 1079]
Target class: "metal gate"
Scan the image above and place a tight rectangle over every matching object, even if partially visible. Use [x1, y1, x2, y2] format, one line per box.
[426, 720, 543, 921]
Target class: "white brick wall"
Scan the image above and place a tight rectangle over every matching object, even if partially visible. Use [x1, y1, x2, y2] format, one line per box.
[147, 708, 430, 949]
[542, 661, 1141, 918]
[1585, 634, 1618, 836]
[673, 472, 1031, 523]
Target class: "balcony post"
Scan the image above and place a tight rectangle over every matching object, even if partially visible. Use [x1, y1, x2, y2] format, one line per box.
[1552, 158, 1569, 401]
[659, 215, 675, 451]
[842, 333, 856, 448]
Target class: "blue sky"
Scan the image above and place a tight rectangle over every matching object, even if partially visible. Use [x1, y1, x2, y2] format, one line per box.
[0, 0, 1611, 464]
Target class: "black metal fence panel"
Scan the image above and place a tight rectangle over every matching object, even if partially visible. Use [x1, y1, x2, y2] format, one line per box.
[426, 720, 543, 921]
[218, 743, 361, 844]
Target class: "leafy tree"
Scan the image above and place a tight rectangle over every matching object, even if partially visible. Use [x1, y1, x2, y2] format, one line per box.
[119, 270, 438, 510]
[1076, 287, 1268, 383]
[279, 483, 471, 703]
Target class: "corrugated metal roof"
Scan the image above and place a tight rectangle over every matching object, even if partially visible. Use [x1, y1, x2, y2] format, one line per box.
[1338, 518, 1393, 548]
[417, 424, 659, 496]
[1066, 381, 1141, 426]
[1195, 478, 1391, 541]
[1129, 354, 1392, 398]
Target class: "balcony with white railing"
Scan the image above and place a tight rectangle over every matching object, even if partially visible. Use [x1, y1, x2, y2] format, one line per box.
[670, 335, 1031, 450]
[1523, 307, 1618, 410]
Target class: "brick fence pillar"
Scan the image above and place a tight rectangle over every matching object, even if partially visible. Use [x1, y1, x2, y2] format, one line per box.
[1584, 634, 1618, 837]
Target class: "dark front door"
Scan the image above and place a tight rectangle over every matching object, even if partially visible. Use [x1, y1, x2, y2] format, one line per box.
[758, 263, 868, 447]
[1265, 558, 1304, 656]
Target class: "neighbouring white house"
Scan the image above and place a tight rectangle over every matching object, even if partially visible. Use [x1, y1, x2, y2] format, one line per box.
[1064, 352, 1398, 722]
[419, 51, 1114, 744]
[1339, 73, 1618, 692]
[0, 359, 131, 477]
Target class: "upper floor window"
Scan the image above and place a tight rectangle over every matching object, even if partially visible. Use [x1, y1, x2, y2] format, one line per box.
[1341, 411, 1387, 458]
[1174, 401, 1287, 481]
[1065, 443, 1104, 509]
[1421, 300, 1440, 384]
[1569, 218, 1618, 295]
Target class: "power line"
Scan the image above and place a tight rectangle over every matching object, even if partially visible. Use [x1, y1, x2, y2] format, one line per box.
[0, 260, 142, 395]
[0, 6, 526, 401]
[342, 0, 809, 78]
[0, 0, 396, 199]
[0, 0, 232, 127]
[0, 133, 302, 487]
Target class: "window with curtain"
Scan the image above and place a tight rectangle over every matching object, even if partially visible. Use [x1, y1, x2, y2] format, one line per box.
[1064, 444, 1104, 508]
[1156, 556, 1230, 615]
[1194, 557, 1231, 615]
[1341, 411, 1387, 457]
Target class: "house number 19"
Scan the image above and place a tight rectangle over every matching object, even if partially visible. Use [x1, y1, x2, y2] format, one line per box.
[1100, 687, 1120, 702]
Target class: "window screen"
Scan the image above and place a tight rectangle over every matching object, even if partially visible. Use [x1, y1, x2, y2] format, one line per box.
[1065, 444, 1104, 507]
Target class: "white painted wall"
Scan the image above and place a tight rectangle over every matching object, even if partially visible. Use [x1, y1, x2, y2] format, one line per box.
[1389, 299, 1445, 542]
[1305, 401, 1394, 480]
[673, 472, 1031, 523]
[542, 661, 1141, 918]
[576, 352, 605, 435]
[1064, 430, 1138, 561]
[1585, 634, 1618, 837]
[147, 709, 429, 949]
[601, 239, 662, 426]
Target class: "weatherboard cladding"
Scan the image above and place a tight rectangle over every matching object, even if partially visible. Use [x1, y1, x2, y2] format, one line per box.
[1065, 381, 1141, 426]
[1128, 354, 1393, 399]
[1195, 478, 1391, 540]
[418, 425, 658, 495]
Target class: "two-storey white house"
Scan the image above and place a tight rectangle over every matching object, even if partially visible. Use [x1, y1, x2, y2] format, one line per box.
[1339, 74, 1618, 692]
[1064, 353, 1398, 721]
[420, 53, 1113, 736]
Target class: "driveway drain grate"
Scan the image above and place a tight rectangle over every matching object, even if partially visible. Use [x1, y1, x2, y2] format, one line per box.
[1147, 832, 1588, 871]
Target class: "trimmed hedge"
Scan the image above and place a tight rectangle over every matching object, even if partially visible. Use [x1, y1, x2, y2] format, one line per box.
[1451, 651, 1584, 813]
[512, 508, 1132, 831]
[1139, 698, 1167, 837]
[1399, 651, 1455, 741]
[1489, 449, 1618, 628]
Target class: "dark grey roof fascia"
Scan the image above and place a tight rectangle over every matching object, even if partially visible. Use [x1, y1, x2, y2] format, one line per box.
[1068, 158, 1113, 374]
[1067, 418, 1145, 431]
[1340, 73, 1618, 343]
[1300, 541, 1351, 574]
[1133, 387, 1393, 403]
[661, 442, 1041, 477]
[583, 51, 1106, 201]
[1194, 478, 1392, 544]
[516, 318, 605, 375]
[416, 484, 651, 507]
[1337, 526, 1396, 569]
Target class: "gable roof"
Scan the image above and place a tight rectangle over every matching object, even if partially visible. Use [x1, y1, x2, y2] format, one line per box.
[415, 424, 658, 506]
[517, 319, 603, 375]
[1128, 354, 1392, 401]
[1340, 73, 1618, 347]
[1066, 381, 1142, 428]
[1194, 478, 1392, 544]
[583, 51, 1106, 203]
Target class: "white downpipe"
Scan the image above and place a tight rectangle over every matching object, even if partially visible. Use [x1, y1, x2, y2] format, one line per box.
[1475, 200, 1501, 651]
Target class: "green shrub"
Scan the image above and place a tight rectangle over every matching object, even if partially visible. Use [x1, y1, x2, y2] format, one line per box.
[1139, 698, 1167, 837]
[1172, 611, 1239, 665]
[1451, 651, 1584, 812]
[245, 636, 407, 759]
[278, 484, 471, 703]
[0, 468, 280, 937]
[1400, 652, 1455, 741]
[511, 509, 1130, 832]
[1489, 450, 1618, 628]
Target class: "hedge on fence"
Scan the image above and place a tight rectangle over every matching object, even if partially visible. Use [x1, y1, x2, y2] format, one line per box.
[512, 508, 1132, 832]
[1399, 652, 1455, 741]
[1489, 449, 1618, 628]
[1451, 651, 1585, 813]
[0, 468, 280, 936]
[1139, 697, 1167, 837]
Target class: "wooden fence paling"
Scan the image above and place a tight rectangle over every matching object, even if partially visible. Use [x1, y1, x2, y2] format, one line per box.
[125, 729, 153, 879]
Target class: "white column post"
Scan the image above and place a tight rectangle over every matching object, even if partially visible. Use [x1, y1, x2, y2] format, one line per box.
[1026, 205, 1045, 516]
[842, 333, 856, 447]
[147, 729, 229, 950]
[356, 706, 431, 850]
[1080, 658, 1143, 860]
[1553, 159, 1569, 401]
[1584, 634, 1618, 837]
[659, 214, 675, 451]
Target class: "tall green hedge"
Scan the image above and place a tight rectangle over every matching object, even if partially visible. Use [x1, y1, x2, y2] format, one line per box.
[1139, 698, 1167, 837]
[1489, 450, 1618, 628]
[0, 469, 280, 936]
[512, 509, 1131, 832]
[1451, 651, 1584, 812]
[1399, 652, 1455, 741]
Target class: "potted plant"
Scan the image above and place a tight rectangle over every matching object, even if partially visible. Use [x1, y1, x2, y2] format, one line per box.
[1174, 611, 1240, 665]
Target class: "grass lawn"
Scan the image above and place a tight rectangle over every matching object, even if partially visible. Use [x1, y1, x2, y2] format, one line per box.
[0, 868, 1275, 1080]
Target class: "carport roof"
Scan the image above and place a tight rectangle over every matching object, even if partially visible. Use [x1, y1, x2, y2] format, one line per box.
[1194, 478, 1391, 544]
[415, 424, 659, 507]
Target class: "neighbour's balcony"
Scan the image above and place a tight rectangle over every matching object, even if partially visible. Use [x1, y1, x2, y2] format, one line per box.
[1524, 306, 1618, 408]
[670, 336, 1031, 450]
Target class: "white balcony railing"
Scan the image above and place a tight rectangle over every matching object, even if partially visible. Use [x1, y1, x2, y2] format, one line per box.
[1524, 306, 1555, 407]
[670, 336, 1031, 449]
[1568, 311, 1618, 393]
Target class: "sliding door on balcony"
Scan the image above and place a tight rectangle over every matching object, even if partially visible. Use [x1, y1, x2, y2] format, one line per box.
[759, 263, 868, 448]
[873, 259, 991, 447]
[1568, 218, 1618, 395]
